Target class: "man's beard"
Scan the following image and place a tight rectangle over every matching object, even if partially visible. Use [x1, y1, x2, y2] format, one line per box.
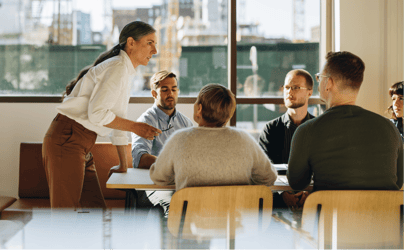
[285, 99, 305, 109]
[160, 98, 176, 110]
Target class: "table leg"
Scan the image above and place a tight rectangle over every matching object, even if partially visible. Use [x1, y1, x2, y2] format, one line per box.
[124, 190, 157, 212]
[124, 190, 138, 212]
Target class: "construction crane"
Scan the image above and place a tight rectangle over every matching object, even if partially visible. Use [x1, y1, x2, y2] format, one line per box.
[103, 0, 113, 48]
[27, 0, 72, 44]
[30, 0, 46, 28]
[155, 0, 180, 72]
[238, 0, 246, 24]
[293, 0, 305, 42]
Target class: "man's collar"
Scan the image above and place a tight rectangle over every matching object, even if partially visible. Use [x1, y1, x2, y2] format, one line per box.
[282, 112, 312, 128]
[301, 112, 312, 122]
[152, 104, 177, 123]
[281, 112, 291, 124]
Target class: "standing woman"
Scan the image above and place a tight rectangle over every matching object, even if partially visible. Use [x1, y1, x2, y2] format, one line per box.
[43, 21, 162, 209]
[387, 81, 403, 141]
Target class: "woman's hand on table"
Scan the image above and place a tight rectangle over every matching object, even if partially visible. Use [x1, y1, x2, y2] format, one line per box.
[108, 165, 127, 178]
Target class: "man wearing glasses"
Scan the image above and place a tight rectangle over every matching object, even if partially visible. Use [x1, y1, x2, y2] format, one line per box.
[131, 70, 193, 213]
[259, 69, 314, 209]
[288, 51, 403, 194]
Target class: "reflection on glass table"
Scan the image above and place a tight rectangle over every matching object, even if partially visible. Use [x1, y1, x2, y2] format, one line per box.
[2, 208, 317, 249]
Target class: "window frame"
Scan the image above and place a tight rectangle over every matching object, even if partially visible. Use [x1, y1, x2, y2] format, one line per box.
[0, 0, 329, 127]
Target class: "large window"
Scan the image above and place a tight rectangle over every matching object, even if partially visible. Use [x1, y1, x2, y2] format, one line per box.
[235, 0, 322, 131]
[0, 0, 324, 129]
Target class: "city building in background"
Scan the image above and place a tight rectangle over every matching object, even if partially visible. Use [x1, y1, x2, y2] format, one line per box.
[74, 11, 92, 45]
[0, 0, 321, 131]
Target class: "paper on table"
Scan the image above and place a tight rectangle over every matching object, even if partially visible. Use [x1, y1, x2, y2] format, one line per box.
[273, 164, 288, 172]
[277, 176, 289, 185]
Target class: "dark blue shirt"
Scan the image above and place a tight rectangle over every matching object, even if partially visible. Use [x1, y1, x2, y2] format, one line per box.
[259, 112, 314, 164]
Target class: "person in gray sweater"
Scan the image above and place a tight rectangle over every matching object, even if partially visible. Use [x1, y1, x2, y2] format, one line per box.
[288, 51, 403, 192]
[150, 84, 278, 191]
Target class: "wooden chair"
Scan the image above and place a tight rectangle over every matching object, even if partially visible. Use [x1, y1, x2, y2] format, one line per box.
[167, 185, 273, 249]
[301, 190, 404, 249]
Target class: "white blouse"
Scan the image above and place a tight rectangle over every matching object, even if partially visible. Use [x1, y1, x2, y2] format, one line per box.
[57, 50, 136, 145]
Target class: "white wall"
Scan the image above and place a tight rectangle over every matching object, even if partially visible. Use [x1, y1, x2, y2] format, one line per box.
[0, 103, 195, 197]
[338, 0, 403, 115]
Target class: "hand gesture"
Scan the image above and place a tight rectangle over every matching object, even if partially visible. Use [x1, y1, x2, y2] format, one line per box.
[108, 165, 127, 178]
[133, 122, 162, 140]
[282, 191, 299, 209]
[295, 191, 309, 207]
[282, 191, 309, 211]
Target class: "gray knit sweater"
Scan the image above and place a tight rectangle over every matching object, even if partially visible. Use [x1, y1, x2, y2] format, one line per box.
[150, 126, 278, 191]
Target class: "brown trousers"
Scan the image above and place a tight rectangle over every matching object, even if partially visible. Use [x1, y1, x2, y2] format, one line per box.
[42, 114, 107, 209]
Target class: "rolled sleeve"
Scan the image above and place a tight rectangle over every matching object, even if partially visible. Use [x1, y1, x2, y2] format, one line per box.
[110, 130, 129, 145]
[131, 114, 155, 168]
[131, 132, 153, 168]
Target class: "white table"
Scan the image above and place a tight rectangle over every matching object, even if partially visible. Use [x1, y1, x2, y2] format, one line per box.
[106, 168, 307, 192]
[107, 168, 312, 209]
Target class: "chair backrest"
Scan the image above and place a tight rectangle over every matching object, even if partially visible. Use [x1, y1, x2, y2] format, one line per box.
[302, 190, 404, 249]
[167, 185, 273, 241]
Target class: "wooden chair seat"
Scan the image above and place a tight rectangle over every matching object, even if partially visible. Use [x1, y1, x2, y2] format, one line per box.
[302, 190, 404, 249]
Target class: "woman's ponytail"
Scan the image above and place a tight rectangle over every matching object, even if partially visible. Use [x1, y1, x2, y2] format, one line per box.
[61, 65, 92, 101]
[61, 44, 123, 101]
[93, 43, 123, 67]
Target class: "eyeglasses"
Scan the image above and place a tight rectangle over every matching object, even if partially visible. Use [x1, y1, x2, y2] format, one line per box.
[315, 73, 331, 83]
[283, 85, 311, 91]
[161, 124, 173, 132]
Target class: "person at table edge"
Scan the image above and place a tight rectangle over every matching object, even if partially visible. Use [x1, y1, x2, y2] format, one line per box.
[259, 69, 314, 209]
[149, 84, 277, 191]
[287, 51, 403, 192]
[387, 81, 403, 142]
[131, 70, 193, 210]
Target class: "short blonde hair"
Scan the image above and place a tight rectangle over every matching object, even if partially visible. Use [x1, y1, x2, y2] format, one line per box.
[196, 84, 236, 127]
[150, 70, 177, 90]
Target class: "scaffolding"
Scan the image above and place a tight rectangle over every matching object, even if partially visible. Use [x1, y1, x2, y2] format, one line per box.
[103, 0, 113, 48]
[293, 0, 305, 42]
[26, 0, 73, 45]
[155, 0, 181, 72]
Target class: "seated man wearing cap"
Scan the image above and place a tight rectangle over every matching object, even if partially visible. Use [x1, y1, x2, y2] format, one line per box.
[131, 70, 193, 213]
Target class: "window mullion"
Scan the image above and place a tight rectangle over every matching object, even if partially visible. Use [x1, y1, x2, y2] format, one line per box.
[229, 0, 237, 126]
